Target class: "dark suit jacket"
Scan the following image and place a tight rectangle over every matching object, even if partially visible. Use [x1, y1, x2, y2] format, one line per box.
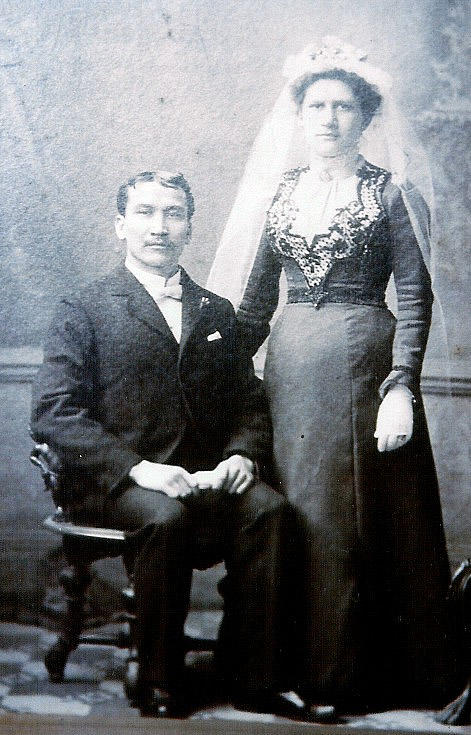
[31, 264, 271, 522]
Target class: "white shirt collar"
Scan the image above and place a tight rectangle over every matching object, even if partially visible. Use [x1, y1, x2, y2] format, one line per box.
[124, 258, 183, 343]
[125, 257, 181, 291]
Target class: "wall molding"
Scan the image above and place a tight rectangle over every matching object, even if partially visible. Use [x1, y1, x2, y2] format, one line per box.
[1, 348, 470, 396]
[0, 364, 40, 383]
[0, 348, 43, 384]
[421, 374, 471, 397]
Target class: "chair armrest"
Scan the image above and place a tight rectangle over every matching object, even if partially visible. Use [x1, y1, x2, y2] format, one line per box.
[30, 442, 63, 503]
[43, 513, 126, 542]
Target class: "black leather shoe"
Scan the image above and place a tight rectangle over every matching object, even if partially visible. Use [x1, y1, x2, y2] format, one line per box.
[234, 690, 339, 724]
[139, 687, 183, 718]
[233, 690, 336, 722]
[305, 703, 339, 723]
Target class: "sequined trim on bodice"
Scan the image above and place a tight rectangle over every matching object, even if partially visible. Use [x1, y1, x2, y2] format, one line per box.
[266, 160, 390, 306]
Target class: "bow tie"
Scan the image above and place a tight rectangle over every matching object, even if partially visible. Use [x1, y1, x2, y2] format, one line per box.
[153, 284, 183, 301]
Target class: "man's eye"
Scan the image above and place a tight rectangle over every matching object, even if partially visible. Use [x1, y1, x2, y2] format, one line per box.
[137, 209, 152, 215]
[309, 102, 324, 109]
[338, 103, 354, 110]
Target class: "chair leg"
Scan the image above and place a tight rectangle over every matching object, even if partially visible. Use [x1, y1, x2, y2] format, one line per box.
[45, 540, 142, 703]
[125, 653, 140, 706]
[121, 576, 140, 706]
[436, 680, 471, 726]
[45, 562, 92, 682]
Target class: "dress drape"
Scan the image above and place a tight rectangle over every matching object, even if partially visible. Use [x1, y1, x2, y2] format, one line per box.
[237, 161, 459, 708]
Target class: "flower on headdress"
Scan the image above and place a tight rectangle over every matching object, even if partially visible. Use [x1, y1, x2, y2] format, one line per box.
[309, 36, 367, 64]
[282, 36, 392, 96]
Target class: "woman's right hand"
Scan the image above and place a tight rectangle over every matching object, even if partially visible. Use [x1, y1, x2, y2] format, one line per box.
[374, 385, 414, 452]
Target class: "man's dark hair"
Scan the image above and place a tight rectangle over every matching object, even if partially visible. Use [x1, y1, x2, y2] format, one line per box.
[117, 170, 195, 218]
[291, 69, 382, 129]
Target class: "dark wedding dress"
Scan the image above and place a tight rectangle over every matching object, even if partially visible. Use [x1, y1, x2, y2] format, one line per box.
[237, 160, 460, 709]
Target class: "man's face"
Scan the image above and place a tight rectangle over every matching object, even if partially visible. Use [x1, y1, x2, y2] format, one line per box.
[115, 181, 190, 277]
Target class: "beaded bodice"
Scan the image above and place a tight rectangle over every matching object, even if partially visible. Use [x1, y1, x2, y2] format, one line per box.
[266, 160, 390, 305]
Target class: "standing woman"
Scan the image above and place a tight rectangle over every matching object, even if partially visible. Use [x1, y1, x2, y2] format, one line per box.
[208, 38, 461, 714]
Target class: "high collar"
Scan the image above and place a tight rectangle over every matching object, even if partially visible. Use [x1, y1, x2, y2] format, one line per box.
[124, 257, 181, 290]
[109, 261, 192, 296]
[307, 151, 362, 183]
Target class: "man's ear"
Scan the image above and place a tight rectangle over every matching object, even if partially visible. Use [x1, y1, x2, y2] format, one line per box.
[296, 107, 304, 129]
[186, 221, 192, 241]
[115, 214, 126, 240]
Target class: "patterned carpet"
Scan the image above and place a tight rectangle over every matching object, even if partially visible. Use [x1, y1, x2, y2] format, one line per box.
[0, 620, 470, 733]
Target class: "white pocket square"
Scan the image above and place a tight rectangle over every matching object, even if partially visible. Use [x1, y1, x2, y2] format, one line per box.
[207, 330, 222, 342]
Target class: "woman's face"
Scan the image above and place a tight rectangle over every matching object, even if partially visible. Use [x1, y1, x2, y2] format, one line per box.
[300, 78, 364, 158]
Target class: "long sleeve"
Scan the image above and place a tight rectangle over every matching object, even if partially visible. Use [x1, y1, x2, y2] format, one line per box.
[236, 226, 282, 357]
[223, 370, 273, 478]
[31, 298, 142, 492]
[218, 301, 273, 473]
[379, 183, 433, 397]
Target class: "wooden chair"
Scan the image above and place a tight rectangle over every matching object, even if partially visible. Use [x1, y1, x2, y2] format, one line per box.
[435, 558, 471, 726]
[30, 442, 140, 701]
[30, 442, 215, 705]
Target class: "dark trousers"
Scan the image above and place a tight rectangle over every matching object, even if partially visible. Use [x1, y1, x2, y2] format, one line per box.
[103, 481, 289, 693]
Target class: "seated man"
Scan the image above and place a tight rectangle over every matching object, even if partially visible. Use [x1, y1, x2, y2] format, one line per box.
[31, 170, 298, 719]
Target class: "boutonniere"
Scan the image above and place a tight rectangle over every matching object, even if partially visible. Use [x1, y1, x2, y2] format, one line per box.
[199, 296, 211, 310]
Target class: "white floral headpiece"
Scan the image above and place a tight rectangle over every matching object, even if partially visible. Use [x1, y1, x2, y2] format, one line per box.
[283, 36, 392, 97]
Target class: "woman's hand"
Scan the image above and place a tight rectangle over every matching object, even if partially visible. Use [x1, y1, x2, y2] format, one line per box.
[374, 385, 414, 452]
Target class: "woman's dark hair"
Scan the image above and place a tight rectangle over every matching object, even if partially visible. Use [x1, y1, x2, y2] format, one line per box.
[291, 69, 382, 129]
[117, 170, 195, 218]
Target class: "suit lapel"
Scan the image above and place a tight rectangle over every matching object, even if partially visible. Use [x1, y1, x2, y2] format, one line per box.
[179, 269, 217, 356]
[109, 264, 177, 343]
[108, 264, 219, 351]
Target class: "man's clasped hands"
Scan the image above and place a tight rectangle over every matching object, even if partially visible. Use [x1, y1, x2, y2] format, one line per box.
[129, 454, 255, 498]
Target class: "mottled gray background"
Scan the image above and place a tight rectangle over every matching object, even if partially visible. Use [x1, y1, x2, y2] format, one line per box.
[0, 0, 470, 622]
[1, 0, 470, 351]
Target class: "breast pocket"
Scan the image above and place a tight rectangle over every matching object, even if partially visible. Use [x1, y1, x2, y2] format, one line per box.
[183, 331, 232, 396]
